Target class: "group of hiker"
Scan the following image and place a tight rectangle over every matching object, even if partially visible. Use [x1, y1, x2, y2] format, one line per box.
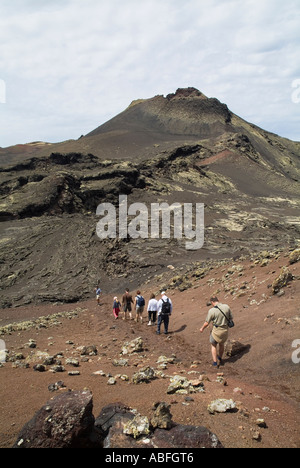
[112, 289, 173, 335]
[95, 286, 234, 367]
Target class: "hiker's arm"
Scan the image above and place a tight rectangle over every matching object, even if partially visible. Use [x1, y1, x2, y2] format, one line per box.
[200, 321, 209, 333]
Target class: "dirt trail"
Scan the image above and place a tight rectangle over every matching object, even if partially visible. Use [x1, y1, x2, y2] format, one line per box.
[0, 252, 299, 448]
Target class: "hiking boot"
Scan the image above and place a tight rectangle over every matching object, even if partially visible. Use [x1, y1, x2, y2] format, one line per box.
[217, 356, 224, 366]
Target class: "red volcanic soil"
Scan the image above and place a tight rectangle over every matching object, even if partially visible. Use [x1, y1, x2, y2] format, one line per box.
[0, 252, 299, 448]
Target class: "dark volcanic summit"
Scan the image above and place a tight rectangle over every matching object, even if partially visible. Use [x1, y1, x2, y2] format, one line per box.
[0, 87, 299, 307]
[87, 87, 232, 142]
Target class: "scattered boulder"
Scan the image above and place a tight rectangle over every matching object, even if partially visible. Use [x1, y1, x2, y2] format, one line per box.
[132, 366, 156, 384]
[13, 390, 100, 448]
[112, 358, 128, 367]
[50, 364, 65, 373]
[65, 358, 80, 367]
[167, 375, 204, 394]
[98, 402, 222, 449]
[123, 415, 150, 439]
[33, 364, 46, 373]
[121, 337, 144, 355]
[151, 424, 223, 449]
[256, 418, 268, 428]
[272, 267, 293, 294]
[80, 345, 98, 356]
[48, 381, 66, 392]
[157, 355, 176, 366]
[107, 377, 117, 385]
[150, 402, 173, 430]
[289, 248, 300, 265]
[25, 351, 50, 365]
[43, 356, 56, 366]
[94, 403, 136, 437]
[207, 398, 236, 414]
[208, 399, 236, 414]
[95, 403, 145, 448]
[14, 396, 223, 449]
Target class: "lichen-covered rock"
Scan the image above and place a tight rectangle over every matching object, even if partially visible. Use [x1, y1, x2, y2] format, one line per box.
[289, 248, 300, 265]
[207, 399, 236, 414]
[65, 358, 80, 367]
[112, 358, 128, 367]
[272, 267, 293, 294]
[157, 355, 175, 365]
[80, 345, 98, 356]
[151, 402, 173, 430]
[123, 415, 150, 439]
[132, 366, 156, 384]
[107, 377, 117, 385]
[121, 337, 144, 355]
[167, 375, 204, 394]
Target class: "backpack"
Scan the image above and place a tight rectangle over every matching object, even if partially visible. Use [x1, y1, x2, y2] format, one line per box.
[161, 298, 171, 315]
[136, 295, 145, 307]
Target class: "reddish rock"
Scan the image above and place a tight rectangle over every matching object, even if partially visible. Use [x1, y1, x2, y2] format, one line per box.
[13, 390, 100, 448]
[152, 424, 223, 449]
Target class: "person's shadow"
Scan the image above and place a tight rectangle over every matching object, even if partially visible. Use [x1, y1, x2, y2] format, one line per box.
[223, 344, 251, 364]
[169, 325, 187, 334]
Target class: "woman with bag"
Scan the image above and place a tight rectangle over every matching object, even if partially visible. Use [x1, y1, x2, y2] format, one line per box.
[113, 297, 121, 320]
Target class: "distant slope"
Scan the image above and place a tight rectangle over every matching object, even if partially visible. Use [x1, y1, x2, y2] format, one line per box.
[0, 88, 299, 308]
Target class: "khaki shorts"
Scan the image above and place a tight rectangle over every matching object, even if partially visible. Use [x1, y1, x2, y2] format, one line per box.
[136, 306, 144, 315]
[210, 327, 228, 345]
[210, 333, 218, 346]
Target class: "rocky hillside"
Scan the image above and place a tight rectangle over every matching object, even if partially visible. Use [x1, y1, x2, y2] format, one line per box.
[0, 88, 299, 308]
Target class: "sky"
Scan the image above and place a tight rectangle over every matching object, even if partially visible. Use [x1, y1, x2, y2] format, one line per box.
[0, 0, 299, 147]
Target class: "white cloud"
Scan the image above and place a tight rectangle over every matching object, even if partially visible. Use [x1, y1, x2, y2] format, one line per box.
[0, 0, 299, 147]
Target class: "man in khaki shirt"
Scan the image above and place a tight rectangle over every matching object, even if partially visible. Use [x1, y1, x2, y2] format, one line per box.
[200, 296, 233, 368]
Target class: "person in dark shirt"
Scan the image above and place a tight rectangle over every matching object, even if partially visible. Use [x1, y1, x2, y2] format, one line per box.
[122, 288, 133, 320]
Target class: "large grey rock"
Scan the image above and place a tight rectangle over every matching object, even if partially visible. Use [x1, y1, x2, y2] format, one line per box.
[96, 402, 223, 449]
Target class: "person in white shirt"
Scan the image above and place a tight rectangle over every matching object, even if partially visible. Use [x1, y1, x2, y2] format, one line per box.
[147, 293, 158, 326]
[157, 291, 173, 335]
